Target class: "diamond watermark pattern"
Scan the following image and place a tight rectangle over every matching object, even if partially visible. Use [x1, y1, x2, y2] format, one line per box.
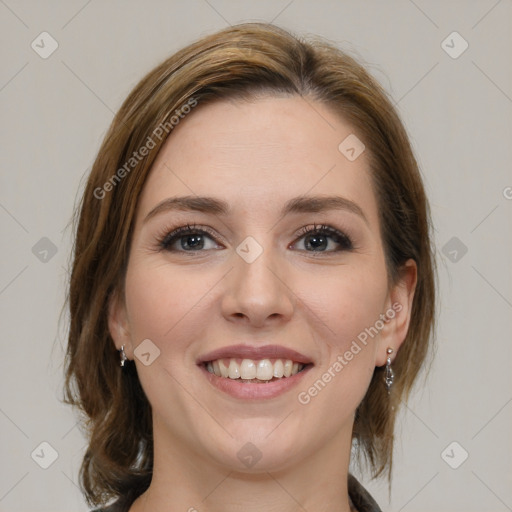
[237, 442, 262, 468]
[442, 236, 468, 263]
[441, 441, 469, 469]
[31, 441, 59, 469]
[31, 31, 59, 59]
[441, 31, 469, 59]
[236, 236, 263, 264]
[338, 134, 365, 161]
[32, 237, 58, 263]
[134, 338, 161, 366]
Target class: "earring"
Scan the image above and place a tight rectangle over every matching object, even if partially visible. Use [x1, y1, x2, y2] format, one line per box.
[119, 345, 127, 367]
[384, 347, 394, 394]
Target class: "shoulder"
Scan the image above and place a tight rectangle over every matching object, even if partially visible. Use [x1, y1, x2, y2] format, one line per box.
[348, 473, 383, 512]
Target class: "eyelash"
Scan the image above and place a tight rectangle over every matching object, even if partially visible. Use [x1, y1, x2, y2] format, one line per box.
[156, 222, 354, 255]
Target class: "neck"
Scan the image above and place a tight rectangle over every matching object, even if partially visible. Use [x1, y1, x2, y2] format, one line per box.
[129, 416, 355, 512]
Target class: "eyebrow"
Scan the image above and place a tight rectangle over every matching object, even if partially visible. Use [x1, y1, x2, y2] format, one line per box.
[144, 194, 369, 226]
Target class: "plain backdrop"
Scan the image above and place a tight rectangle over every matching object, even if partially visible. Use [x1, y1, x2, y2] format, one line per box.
[1, 1, 511, 511]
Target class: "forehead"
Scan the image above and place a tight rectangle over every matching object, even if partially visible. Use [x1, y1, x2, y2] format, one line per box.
[136, 95, 379, 229]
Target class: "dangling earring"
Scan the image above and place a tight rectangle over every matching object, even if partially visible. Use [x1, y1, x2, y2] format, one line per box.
[119, 345, 127, 367]
[384, 347, 394, 394]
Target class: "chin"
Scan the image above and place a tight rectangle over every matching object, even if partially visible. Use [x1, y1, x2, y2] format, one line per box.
[198, 417, 311, 473]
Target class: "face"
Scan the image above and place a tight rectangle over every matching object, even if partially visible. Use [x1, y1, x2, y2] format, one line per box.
[109, 95, 416, 473]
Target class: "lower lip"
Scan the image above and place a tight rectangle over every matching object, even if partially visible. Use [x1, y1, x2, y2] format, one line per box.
[199, 364, 312, 400]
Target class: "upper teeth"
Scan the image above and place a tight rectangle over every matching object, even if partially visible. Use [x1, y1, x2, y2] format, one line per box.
[206, 358, 304, 380]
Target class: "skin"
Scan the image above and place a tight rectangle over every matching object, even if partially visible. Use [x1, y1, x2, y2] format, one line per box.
[109, 95, 417, 512]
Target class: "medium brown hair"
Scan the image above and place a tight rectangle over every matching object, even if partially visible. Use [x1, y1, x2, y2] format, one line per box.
[63, 22, 437, 509]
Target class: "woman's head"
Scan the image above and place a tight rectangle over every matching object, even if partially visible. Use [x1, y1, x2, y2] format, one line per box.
[64, 22, 436, 507]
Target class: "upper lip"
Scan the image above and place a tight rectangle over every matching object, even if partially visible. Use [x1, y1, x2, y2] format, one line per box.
[197, 344, 313, 365]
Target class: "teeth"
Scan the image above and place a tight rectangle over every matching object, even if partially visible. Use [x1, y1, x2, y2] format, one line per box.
[240, 359, 257, 379]
[228, 359, 240, 379]
[273, 359, 284, 378]
[218, 359, 230, 378]
[256, 359, 273, 381]
[205, 358, 305, 380]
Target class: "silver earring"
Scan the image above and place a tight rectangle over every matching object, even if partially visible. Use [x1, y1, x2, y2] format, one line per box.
[119, 345, 127, 367]
[384, 347, 394, 394]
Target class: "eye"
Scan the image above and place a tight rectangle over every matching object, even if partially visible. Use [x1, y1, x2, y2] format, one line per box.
[291, 223, 354, 253]
[158, 224, 221, 252]
[156, 222, 354, 254]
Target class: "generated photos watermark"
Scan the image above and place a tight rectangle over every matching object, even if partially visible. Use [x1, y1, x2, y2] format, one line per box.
[93, 97, 198, 200]
[297, 301, 403, 405]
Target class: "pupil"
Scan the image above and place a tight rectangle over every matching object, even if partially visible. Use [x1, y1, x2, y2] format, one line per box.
[307, 234, 326, 251]
[182, 234, 203, 250]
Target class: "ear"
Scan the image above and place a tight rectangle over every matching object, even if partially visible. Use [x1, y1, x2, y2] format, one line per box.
[375, 258, 418, 367]
[108, 289, 132, 358]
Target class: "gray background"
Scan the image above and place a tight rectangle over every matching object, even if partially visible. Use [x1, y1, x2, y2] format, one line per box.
[1, 1, 511, 511]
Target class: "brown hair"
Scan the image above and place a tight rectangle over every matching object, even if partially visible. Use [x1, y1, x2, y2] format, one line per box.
[63, 22, 437, 509]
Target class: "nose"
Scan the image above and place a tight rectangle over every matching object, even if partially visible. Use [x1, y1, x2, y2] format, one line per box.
[220, 240, 295, 328]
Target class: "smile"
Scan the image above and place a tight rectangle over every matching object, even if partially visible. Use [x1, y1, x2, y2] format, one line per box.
[204, 358, 306, 382]
[197, 344, 313, 399]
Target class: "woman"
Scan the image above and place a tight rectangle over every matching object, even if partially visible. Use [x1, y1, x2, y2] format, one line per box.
[64, 22, 437, 512]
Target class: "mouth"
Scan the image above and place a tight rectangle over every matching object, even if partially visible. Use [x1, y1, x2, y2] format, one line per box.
[197, 344, 314, 399]
[203, 357, 311, 383]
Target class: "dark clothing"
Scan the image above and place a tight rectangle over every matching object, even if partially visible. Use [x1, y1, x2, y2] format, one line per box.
[91, 473, 382, 512]
[347, 473, 383, 512]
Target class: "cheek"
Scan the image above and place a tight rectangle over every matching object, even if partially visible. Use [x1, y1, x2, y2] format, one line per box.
[122, 261, 213, 426]
[296, 270, 388, 414]
[123, 260, 210, 349]
[295, 262, 389, 351]
[335, 276, 388, 348]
